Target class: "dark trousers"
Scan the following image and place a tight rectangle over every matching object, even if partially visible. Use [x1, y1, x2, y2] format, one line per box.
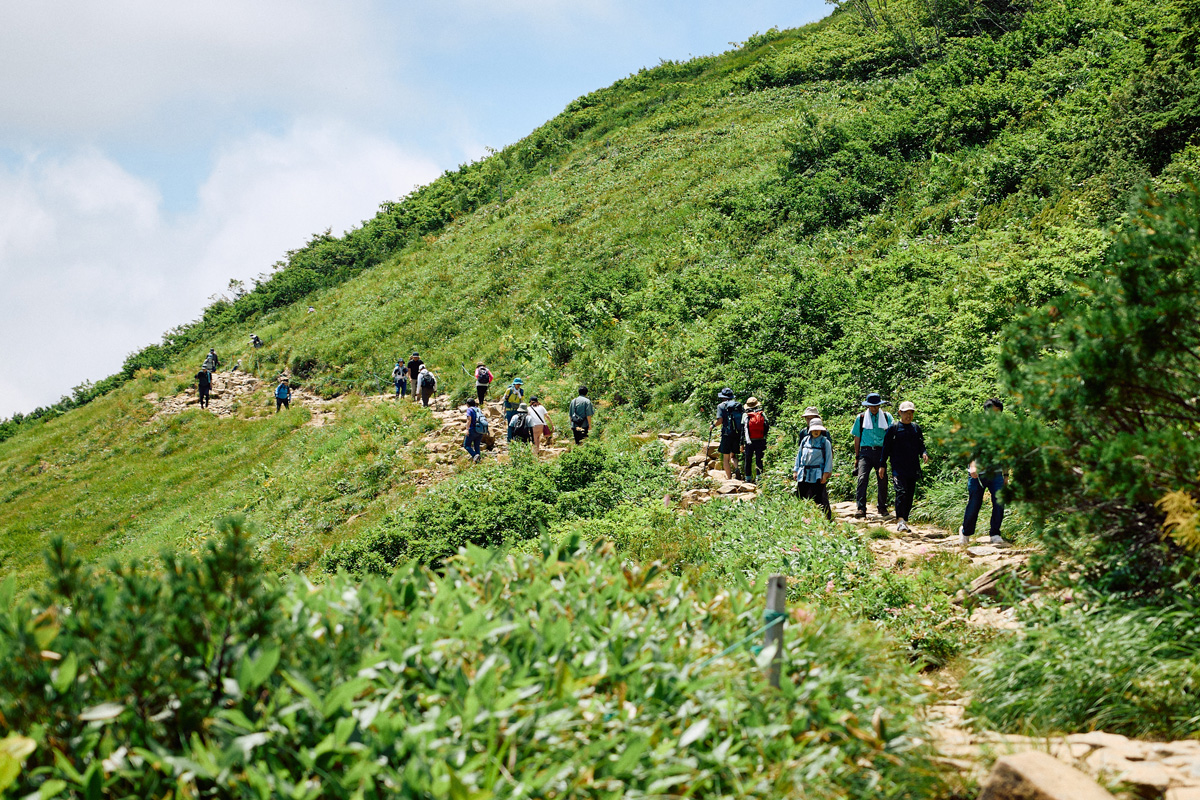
[477, 385, 488, 403]
[796, 481, 833, 520]
[275, 398, 289, 412]
[963, 473, 1005, 538]
[856, 447, 889, 512]
[463, 431, 481, 459]
[892, 471, 918, 521]
[394, 378, 407, 398]
[199, 388, 210, 408]
[506, 410, 517, 442]
[420, 388, 433, 407]
[744, 439, 766, 482]
[572, 425, 589, 444]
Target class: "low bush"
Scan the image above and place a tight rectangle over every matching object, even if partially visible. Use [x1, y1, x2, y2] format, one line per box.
[0, 519, 947, 799]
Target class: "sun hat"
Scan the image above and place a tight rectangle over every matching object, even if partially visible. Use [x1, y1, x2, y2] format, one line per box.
[803, 406, 820, 417]
[861, 392, 889, 407]
[718, 387, 734, 400]
[518, 403, 529, 412]
[899, 400, 916, 412]
[513, 377, 523, 385]
[745, 397, 760, 409]
[808, 417, 827, 433]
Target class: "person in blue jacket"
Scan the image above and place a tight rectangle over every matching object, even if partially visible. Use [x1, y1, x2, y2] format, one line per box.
[793, 417, 833, 520]
[274, 378, 292, 413]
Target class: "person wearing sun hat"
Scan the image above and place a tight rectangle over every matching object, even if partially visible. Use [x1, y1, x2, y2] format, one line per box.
[741, 397, 770, 483]
[881, 400, 929, 533]
[793, 416, 833, 520]
[851, 391, 894, 519]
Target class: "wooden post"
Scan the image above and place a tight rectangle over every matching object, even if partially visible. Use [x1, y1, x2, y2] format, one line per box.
[764, 574, 786, 688]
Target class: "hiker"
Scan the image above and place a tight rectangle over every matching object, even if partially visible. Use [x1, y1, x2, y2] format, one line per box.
[528, 396, 553, 455]
[417, 365, 437, 407]
[406, 352, 424, 403]
[503, 378, 525, 441]
[250, 334, 263, 349]
[475, 363, 493, 404]
[274, 378, 292, 412]
[851, 392, 894, 519]
[714, 388, 743, 480]
[203, 348, 219, 373]
[463, 398, 485, 463]
[959, 398, 1011, 547]
[568, 385, 595, 444]
[510, 402, 534, 444]
[742, 397, 770, 483]
[195, 367, 212, 409]
[232, 358, 241, 372]
[881, 400, 929, 533]
[392, 361, 408, 399]
[793, 417, 833, 520]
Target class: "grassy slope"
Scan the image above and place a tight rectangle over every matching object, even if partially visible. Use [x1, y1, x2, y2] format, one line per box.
[3, 0, 1199, 584]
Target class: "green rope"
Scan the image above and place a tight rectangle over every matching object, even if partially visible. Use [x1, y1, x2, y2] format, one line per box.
[693, 609, 787, 671]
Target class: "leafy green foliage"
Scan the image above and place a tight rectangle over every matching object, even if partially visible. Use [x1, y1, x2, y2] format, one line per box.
[0, 523, 946, 799]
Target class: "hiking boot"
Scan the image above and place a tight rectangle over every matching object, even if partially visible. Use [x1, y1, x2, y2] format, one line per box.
[989, 534, 1013, 548]
[878, 508, 892, 519]
[896, 519, 909, 533]
[854, 509, 867, 519]
[957, 527, 971, 546]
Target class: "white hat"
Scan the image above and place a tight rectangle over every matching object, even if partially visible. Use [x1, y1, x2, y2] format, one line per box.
[899, 401, 916, 412]
[807, 417, 827, 433]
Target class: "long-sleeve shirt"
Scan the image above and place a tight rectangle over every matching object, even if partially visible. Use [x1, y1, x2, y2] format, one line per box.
[881, 422, 928, 475]
[793, 434, 833, 483]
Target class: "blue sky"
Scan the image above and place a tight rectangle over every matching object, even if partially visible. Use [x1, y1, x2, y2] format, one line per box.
[0, 0, 828, 417]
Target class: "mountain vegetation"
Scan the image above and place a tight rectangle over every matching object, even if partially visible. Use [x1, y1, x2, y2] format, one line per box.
[2, 0, 1200, 794]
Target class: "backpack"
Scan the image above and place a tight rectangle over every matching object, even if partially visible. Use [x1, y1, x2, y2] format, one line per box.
[746, 409, 767, 440]
[420, 371, 436, 389]
[569, 397, 588, 425]
[720, 401, 744, 437]
[472, 408, 489, 434]
[510, 412, 530, 434]
[392, 365, 404, 380]
[275, 384, 289, 400]
[504, 386, 522, 409]
[476, 367, 492, 384]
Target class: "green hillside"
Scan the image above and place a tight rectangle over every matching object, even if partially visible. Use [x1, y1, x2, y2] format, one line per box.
[3, 0, 1200, 794]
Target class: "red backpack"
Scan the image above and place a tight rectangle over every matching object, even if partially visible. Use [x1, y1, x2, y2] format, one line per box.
[746, 410, 767, 440]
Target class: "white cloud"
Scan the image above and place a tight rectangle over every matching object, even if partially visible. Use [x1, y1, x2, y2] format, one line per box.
[0, 123, 440, 418]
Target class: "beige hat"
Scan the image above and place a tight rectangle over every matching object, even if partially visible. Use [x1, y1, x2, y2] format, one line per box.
[518, 403, 529, 412]
[899, 400, 916, 412]
[803, 406, 820, 417]
[808, 417, 827, 433]
[745, 397, 760, 409]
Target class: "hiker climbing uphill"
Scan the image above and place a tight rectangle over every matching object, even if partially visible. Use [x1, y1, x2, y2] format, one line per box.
[793, 417, 833, 520]
[503, 378, 525, 441]
[852, 392, 893, 518]
[568, 385, 594, 444]
[195, 367, 212, 409]
[881, 400, 929, 533]
[742, 397, 770, 483]
[959, 398, 1012, 548]
[275, 378, 292, 412]
[475, 363, 493, 404]
[406, 352, 423, 403]
[510, 403, 534, 444]
[463, 398, 485, 463]
[528, 396, 552, 455]
[418, 365, 437, 407]
[250, 334, 263, 349]
[714, 388, 743, 480]
[392, 360, 408, 399]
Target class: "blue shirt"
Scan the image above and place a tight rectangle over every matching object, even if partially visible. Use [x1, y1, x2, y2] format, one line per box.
[793, 434, 833, 483]
[851, 410, 894, 448]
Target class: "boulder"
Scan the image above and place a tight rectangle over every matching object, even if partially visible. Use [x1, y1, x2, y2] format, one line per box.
[971, 565, 1015, 597]
[686, 454, 708, 467]
[978, 751, 1116, 800]
[706, 469, 729, 481]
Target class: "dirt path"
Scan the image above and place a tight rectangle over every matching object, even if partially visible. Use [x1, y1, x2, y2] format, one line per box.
[144, 371, 337, 427]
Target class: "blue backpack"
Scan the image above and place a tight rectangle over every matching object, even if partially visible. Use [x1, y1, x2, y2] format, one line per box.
[472, 408, 490, 435]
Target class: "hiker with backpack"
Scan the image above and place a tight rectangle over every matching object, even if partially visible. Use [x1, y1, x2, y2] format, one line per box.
[250, 334, 263, 349]
[406, 352, 423, 403]
[742, 397, 770, 483]
[714, 388, 744, 480]
[195, 367, 212, 409]
[274, 378, 292, 412]
[503, 378, 525, 441]
[793, 416, 834, 520]
[392, 361, 408, 399]
[958, 398, 1012, 548]
[417, 366, 437, 407]
[528, 396, 553, 455]
[568, 385, 595, 444]
[463, 398, 487, 463]
[852, 392, 894, 519]
[880, 400, 930, 533]
[510, 403, 534, 444]
[475, 363, 493, 404]
[203, 348, 219, 372]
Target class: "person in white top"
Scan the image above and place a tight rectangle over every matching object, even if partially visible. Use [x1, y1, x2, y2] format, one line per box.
[527, 396, 553, 455]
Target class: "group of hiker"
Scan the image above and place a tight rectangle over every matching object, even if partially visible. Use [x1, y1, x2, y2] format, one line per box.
[714, 387, 1009, 546]
[392, 352, 440, 406]
[195, 347, 291, 413]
